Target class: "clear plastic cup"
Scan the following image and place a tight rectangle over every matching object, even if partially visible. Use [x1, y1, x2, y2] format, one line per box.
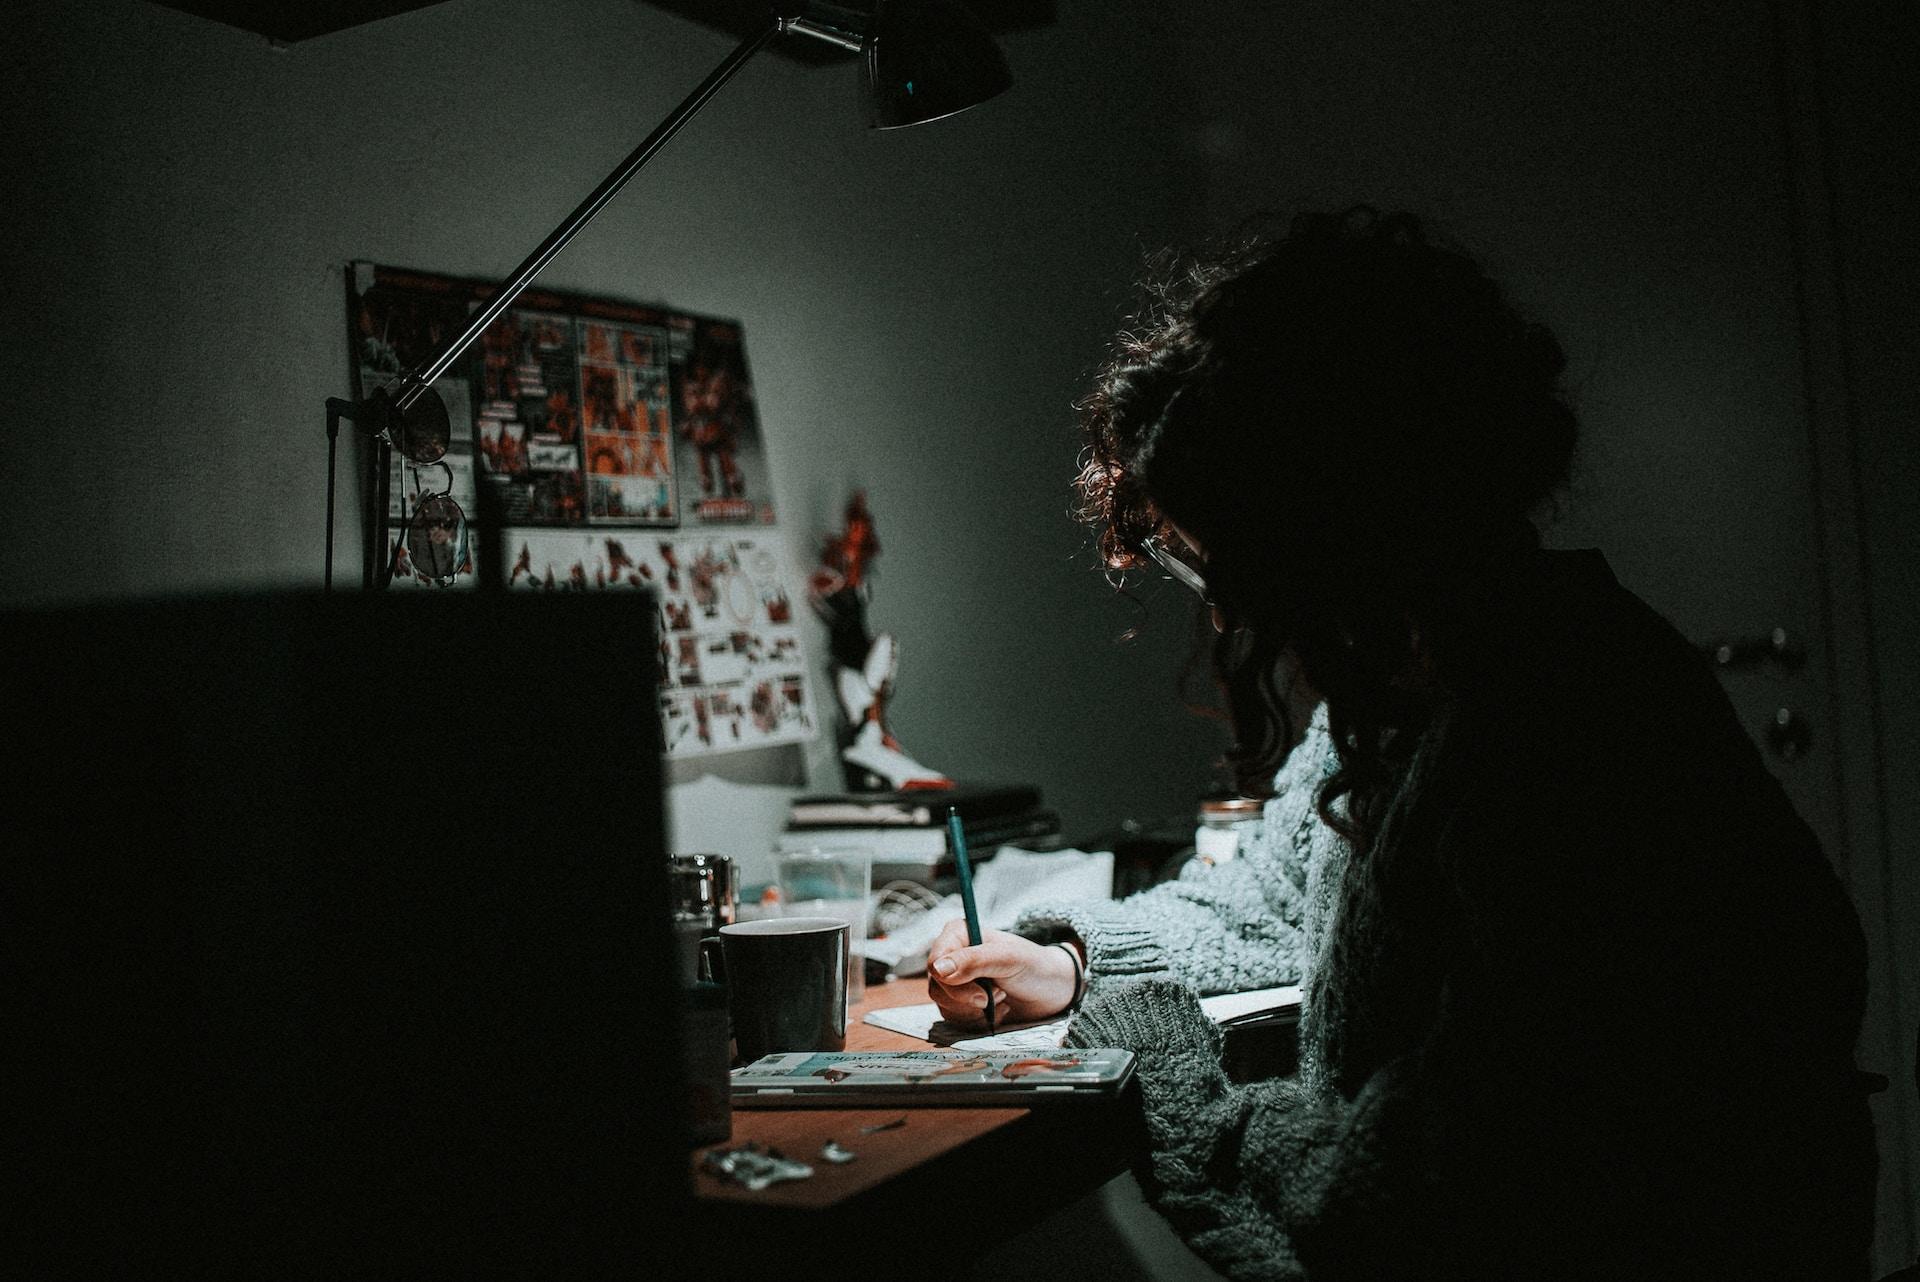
[776, 846, 873, 1002]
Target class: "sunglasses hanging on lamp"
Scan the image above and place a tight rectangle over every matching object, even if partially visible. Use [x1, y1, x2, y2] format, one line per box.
[324, 0, 1012, 590]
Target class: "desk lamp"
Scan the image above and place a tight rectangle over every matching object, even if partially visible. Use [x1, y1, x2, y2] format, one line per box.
[324, 0, 1012, 589]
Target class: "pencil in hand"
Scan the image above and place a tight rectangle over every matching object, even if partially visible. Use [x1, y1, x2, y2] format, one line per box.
[947, 806, 996, 1032]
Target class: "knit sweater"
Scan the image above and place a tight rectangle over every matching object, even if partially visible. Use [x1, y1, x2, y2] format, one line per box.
[1066, 550, 1876, 1281]
[1015, 704, 1345, 997]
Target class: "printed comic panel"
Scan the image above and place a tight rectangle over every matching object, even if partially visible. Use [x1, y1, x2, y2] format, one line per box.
[578, 318, 677, 526]
[674, 679, 815, 756]
[661, 690, 701, 756]
[475, 309, 586, 526]
[503, 528, 598, 593]
[669, 318, 776, 527]
[647, 534, 817, 758]
[351, 273, 470, 380]
[502, 528, 673, 595]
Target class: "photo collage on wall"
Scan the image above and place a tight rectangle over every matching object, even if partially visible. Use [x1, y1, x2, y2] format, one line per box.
[348, 262, 814, 759]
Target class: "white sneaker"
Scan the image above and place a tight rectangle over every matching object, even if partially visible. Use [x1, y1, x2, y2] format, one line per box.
[842, 719, 951, 791]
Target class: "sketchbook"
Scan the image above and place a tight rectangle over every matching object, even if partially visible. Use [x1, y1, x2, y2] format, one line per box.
[863, 985, 1303, 1053]
[730, 1048, 1136, 1106]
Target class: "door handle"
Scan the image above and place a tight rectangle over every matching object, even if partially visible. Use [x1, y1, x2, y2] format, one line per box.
[1702, 627, 1806, 671]
[1697, 629, 1813, 761]
[1767, 707, 1812, 761]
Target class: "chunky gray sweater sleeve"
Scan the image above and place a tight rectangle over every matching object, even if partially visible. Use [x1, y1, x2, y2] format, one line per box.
[1014, 707, 1339, 994]
[1065, 976, 1484, 1282]
[1065, 981, 1344, 1282]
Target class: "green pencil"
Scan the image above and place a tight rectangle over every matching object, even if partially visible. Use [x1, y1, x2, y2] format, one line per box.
[947, 805, 995, 1032]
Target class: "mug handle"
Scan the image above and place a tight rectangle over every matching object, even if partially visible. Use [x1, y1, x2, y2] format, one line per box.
[698, 935, 726, 987]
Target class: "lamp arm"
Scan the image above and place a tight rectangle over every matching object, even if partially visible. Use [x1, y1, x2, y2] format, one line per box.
[389, 17, 782, 410]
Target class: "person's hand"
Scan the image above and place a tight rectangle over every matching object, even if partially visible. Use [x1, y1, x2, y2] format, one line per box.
[925, 922, 1080, 1028]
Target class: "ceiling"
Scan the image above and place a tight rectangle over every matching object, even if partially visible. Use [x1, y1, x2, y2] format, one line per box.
[144, 1, 1055, 58]
[639, 1, 1055, 64]
[144, 1, 452, 43]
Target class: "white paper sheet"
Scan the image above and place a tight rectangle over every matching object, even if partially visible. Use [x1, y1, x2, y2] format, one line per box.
[861, 1001, 1064, 1049]
[1200, 985, 1303, 1025]
[862, 985, 1302, 1053]
[861, 847, 1115, 975]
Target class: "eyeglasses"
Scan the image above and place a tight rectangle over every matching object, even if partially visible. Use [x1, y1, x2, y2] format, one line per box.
[1141, 534, 1210, 602]
[390, 459, 469, 586]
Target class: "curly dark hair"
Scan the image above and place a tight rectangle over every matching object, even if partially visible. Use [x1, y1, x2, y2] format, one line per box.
[1077, 208, 1578, 847]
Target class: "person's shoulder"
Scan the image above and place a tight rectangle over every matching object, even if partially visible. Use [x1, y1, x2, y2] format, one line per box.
[1508, 548, 1715, 709]
[1536, 547, 1674, 642]
[1445, 548, 1747, 794]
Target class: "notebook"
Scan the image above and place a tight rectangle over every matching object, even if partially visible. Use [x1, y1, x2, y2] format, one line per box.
[730, 1048, 1136, 1106]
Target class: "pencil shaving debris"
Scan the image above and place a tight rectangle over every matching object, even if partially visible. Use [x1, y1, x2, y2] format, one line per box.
[700, 1142, 814, 1191]
[859, 1115, 908, 1135]
[819, 1141, 857, 1164]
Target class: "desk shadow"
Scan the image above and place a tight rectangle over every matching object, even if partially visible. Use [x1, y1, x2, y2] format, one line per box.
[958, 1172, 1224, 1282]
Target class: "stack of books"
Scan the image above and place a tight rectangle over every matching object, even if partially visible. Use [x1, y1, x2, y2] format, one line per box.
[777, 783, 1060, 888]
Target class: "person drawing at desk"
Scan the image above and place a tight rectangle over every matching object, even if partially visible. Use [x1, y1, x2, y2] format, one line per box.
[925, 209, 1877, 1280]
[925, 701, 1340, 1028]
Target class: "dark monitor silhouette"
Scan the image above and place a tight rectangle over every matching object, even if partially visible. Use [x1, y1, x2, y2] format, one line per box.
[4, 590, 686, 1276]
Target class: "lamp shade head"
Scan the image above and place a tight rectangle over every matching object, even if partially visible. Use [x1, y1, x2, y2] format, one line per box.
[863, 0, 1012, 129]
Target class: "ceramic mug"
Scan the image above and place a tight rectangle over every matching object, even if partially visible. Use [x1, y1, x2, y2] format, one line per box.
[707, 917, 849, 1065]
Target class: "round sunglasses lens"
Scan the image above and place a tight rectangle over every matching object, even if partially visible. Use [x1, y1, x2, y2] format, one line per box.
[407, 492, 467, 583]
[392, 383, 452, 465]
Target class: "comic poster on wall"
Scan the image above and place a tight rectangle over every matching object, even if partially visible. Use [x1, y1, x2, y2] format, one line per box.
[346, 262, 812, 756]
[501, 528, 815, 757]
[653, 533, 812, 756]
[349, 262, 780, 546]
[669, 317, 776, 527]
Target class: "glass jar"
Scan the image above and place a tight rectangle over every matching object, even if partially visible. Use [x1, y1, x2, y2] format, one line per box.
[1195, 796, 1264, 867]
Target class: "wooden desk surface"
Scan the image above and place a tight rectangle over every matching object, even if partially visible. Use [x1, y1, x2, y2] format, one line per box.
[691, 978, 1029, 1212]
[686, 978, 1144, 1275]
